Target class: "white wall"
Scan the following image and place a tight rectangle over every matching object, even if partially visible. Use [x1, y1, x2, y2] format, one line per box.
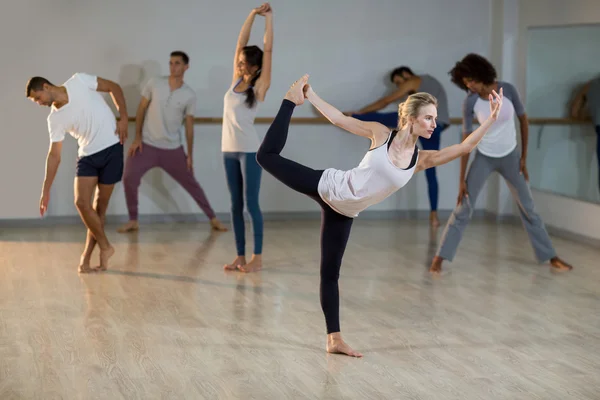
[510, 0, 600, 240]
[0, 0, 493, 221]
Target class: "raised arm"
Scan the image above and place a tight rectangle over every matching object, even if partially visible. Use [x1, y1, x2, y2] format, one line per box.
[355, 76, 421, 114]
[232, 4, 269, 84]
[416, 89, 503, 173]
[304, 84, 389, 145]
[254, 8, 273, 102]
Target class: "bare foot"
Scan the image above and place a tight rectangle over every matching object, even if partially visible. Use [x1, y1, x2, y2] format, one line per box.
[210, 218, 228, 232]
[429, 211, 440, 228]
[326, 332, 362, 358]
[237, 254, 262, 273]
[95, 246, 115, 272]
[550, 256, 573, 271]
[117, 220, 139, 233]
[77, 250, 96, 274]
[429, 256, 443, 275]
[224, 255, 246, 271]
[78, 257, 96, 274]
[284, 74, 309, 105]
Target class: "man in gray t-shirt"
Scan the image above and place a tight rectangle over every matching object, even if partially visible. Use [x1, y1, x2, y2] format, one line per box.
[570, 76, 600, 193]
[118, 51, 227, 233]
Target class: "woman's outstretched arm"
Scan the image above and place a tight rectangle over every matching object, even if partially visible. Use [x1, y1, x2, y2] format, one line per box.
[304, 84, 390, 145]
[232, 4, 270, 84]
[254, 6, 273, 102]
[416, 88, 503, 173]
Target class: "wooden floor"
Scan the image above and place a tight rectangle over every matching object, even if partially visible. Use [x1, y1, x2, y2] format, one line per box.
[1, 219, 599, 399]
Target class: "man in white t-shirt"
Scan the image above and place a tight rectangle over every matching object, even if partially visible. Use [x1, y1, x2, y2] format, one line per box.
[430, 53, 573, 274]
[26, 73, 129, 273]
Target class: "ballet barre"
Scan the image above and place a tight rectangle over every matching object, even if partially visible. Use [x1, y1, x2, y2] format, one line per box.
[121, 116, 592, 125]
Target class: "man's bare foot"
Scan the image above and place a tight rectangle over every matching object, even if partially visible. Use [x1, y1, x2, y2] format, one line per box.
[77, 251, 96, 273]
[284, 74, 309, 105]
[95, 246, 115, 272]
[550, 256, 573, 271]
[429, 256, 443, 274]
[78, 257, 96, 274]
[117, 220, 139, 233]
[224, 255, 246, 271]
[237, 254, 262, 273]
[429, 211, 440, 228]
[326, 332, 362, 358]
[210, 218, 228, 232]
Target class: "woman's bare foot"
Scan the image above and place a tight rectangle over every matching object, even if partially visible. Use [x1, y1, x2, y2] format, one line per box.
[117, 220, 139, 233]
[326, 332, 362, 358]
[224, 255, 246, 271]
[429, 211, 440, 228]
[95, 246, 115, 272]
[284, 74, 309, 105]
[237, 254, 262, 273]
[429, 256, 443, 274]
[550, 257, 573, 271]
[210, 218, 228, 232]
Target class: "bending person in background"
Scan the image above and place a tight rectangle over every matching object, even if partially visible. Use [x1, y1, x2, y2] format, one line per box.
[570, 75, 600, 194]
[118, 51, 227, 233]
[347, 66, 450, 227]
[257, 74, 503, 357]
[221, 3, 273, 273]
[27, 73, 128, 273]
[430, 53, 573, 274]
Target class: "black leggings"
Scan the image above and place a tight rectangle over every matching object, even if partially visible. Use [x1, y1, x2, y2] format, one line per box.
[256, 99, 353, 334]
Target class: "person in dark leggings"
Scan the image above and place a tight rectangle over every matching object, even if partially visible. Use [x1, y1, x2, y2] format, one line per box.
[256, 75, 503, 357]
[347, 67, 451, 227]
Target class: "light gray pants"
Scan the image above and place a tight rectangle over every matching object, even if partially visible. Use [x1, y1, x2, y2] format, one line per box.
[437, 147, 557, 263]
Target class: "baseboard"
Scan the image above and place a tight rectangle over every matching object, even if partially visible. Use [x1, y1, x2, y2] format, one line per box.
[483, 211, 600, 248]
[0, 209, 489, 228]
[2, 210, 598, 247]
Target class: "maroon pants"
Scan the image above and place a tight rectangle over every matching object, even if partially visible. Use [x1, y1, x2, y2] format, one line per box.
[123, 143, 216, 221]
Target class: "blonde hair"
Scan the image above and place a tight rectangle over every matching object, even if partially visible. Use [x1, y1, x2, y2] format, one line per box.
[397, 92, 438, 128]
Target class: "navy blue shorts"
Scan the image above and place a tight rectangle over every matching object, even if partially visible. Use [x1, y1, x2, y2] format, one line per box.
[76, 143, 124, 185]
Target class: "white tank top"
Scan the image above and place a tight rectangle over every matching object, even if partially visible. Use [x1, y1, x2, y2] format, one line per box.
[317, 130, 419, 218]
[221, 78, 260, 152]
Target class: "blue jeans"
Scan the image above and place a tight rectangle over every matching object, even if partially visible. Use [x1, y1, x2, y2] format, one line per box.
[352, 112, 448, 211]
[223, 152, 263, 256]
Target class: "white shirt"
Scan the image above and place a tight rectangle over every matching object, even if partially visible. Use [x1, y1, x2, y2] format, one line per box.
[221, 78, 261, 152]
[48, 73, 119, 157]
[317, 130, 419, 218]
[463, 81, 525, 158]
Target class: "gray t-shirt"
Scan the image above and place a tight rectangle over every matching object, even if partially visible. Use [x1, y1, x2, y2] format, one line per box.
[586, 76, 600, 126]
[141, 77, 197, 149]
[418, 74, 449, 126]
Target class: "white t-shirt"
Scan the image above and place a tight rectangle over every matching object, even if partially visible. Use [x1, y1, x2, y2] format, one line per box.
[47, 73, 119, 157]
[141, 77, 197, 149]
[463, 81, 525, 158]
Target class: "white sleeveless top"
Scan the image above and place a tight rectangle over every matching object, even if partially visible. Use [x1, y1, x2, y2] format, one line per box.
[221, 78, 260, 152]
[317, 130, 419, 218]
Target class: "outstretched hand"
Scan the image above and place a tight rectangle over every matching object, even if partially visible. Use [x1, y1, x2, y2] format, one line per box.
[40, 191, 49, 217]
[303, 83, 314, 99]
[488, 87, 503, 120]
[284, 74, 310, 105]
